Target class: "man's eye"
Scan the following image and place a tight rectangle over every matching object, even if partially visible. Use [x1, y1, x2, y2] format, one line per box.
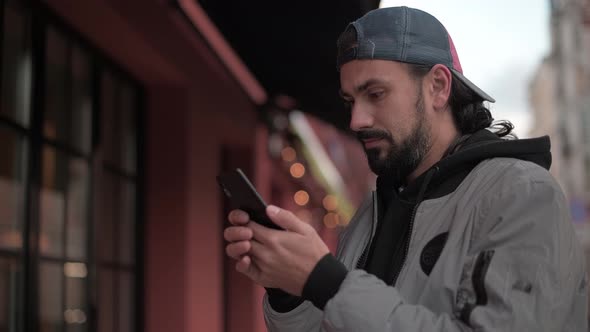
[369, 91, 384, 100]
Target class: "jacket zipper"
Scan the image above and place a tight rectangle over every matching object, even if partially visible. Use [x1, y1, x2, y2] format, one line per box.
[355, 242, 370, 269]
[390, 202, 418, 285]
[355, 192, 378, 269]
[390, 166, 438, 286]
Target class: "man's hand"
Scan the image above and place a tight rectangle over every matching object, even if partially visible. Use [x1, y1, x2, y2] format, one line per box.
[224, 209, 254, 269]
[224, 205, 330, 296]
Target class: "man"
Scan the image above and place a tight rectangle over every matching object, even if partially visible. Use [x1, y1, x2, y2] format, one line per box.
[224, 6, 588, 331]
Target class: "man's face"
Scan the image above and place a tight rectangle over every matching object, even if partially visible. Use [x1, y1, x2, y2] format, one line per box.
[339, 60, 432, 181]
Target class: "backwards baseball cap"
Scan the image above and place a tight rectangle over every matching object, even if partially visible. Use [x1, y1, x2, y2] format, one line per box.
[337, 6, 495, 103]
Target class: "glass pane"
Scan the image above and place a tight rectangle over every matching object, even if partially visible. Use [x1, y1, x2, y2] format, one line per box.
[40, 147, 90, 258]
[97, 268, 114, 332]
[101, 72, 118, 170]
[39, 262, 63, 332]
[43, 28, 92, 154]
[43, 26, 68, 143]
[66, 158, 89, 260]
[102, 73, 137, 173]
[40, 147, 66, 257]
[98, 173, 115, 262]
[0, 127, 26, 250]
[69, 46, 92, 153]
[0, 1, 32, 126]
[119, 272, 134, 332]
[119, 82, 137, 173]
[0, 257, 21, 332]
[65, 262, 88, 332]
[99, 172, 135, 264]
[119, 181, 135, 265]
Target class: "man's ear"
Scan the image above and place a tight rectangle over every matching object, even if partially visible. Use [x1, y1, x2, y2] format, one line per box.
[428, 64, 452, 111]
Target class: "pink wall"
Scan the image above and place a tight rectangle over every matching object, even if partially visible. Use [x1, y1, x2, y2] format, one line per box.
[184, 87, 262, 332]
[145, 88, 190, 332]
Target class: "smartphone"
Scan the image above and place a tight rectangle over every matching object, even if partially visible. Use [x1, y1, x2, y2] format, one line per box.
[216, 168, 281, 230]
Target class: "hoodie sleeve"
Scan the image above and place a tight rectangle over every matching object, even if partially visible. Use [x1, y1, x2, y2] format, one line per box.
[320, 170, 587, 331]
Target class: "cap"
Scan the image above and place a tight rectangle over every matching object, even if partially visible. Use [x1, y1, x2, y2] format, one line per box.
[337, 6, 495, 103]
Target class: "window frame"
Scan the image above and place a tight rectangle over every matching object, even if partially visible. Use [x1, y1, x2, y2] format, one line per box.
[0, 1, 145, 331]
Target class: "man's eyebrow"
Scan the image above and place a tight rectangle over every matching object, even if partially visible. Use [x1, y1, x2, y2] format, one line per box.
[339, 78, 388, 98]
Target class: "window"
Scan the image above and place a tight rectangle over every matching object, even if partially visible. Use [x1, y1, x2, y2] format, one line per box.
[0, 1, 143, 331]
[0, 2, 31, 331]
[96, 71, 138, 332]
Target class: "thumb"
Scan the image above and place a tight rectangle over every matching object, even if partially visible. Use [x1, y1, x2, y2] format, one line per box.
[266, 205, 307, 234]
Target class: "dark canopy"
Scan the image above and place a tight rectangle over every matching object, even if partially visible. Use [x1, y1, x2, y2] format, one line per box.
[196, 0, 379, 130]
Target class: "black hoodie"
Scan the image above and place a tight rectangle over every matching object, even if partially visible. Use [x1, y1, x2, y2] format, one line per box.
[268, 129, 552, 312]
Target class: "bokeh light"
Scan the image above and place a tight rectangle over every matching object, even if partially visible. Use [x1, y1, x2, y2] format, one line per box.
[290, 163, 305, 178]
[281, 146, 297, 162]
[322, 195, 338, 211]
[323, 212, 339, 228]
[294, 190, 310, 206]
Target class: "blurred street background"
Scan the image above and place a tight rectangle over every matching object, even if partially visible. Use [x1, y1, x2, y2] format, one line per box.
[0, 0, 588, 331]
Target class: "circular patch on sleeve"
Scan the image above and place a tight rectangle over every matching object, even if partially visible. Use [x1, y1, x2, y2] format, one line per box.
[420, 232, 449, 276]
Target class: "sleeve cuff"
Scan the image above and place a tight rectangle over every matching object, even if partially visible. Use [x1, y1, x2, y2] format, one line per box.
[265, 288, 305, 313]
[301, 253, 348, 310]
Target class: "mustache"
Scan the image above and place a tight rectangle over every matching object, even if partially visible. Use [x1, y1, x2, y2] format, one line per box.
[356, 129, 391, 141]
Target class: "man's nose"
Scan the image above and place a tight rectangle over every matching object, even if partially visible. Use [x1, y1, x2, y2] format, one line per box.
[349, 106, 373, 132]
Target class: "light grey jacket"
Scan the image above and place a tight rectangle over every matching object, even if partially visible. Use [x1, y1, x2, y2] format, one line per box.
[263, 157, 588, 331]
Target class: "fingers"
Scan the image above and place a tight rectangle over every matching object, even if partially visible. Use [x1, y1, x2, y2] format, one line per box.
[236, 255, 261, 281]
[224, 225, 253, 260]
[224, 223, 253, 260]
[236, 255, 251, 273]
[224, 226, 253, 242]
[248, 206, 308, 245]
[225, 240, 251, 260]
[248, 221, 276, 245]
[228, 209, 250, 226]
[266, 205, 308, 234]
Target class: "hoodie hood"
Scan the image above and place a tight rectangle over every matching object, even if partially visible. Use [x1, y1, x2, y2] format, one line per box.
[377, 129, 552, 203]
[437, 129, 551, 173]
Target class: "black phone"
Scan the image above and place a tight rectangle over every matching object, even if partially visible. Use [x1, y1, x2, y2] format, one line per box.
[216, 168, 281, 230]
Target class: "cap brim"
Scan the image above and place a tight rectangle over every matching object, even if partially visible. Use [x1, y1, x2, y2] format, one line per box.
[450, 68, 495, 103]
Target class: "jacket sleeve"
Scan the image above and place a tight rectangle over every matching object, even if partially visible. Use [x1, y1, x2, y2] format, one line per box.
[321, 175, 588, 331]
[263, 295, 323, 332]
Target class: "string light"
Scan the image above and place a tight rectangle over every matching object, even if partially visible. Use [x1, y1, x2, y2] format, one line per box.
[294, 190, 310, 206]
[290, 163, 305, 178]
[281, 147, 297, 162]
[323, 212, 339, 228]
[322, 195, 338, 211]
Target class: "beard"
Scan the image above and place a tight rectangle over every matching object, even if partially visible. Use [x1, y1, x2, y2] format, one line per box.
[357, 88, 432, 183]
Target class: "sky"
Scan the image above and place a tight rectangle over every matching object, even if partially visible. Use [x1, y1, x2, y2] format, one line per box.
[379, 0, 551, 137]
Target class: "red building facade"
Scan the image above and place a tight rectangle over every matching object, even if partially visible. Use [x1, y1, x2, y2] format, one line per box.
[0, 1, 375, 331]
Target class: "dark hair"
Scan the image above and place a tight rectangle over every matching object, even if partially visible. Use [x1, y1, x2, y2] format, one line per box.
[407, 64, 515, 138]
